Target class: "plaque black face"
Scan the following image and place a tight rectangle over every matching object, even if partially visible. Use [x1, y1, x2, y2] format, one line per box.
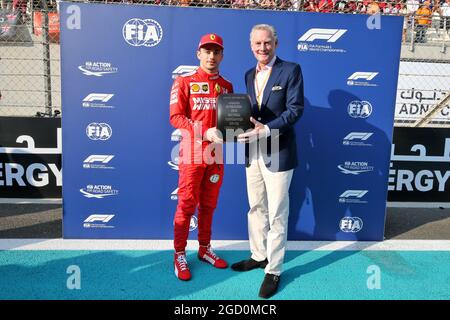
[217, 94, 253, 142]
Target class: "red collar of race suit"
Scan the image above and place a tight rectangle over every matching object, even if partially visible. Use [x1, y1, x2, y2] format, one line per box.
[196, 67, 220, 80]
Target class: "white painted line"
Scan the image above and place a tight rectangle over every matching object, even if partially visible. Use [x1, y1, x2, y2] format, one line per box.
[0, 239, 449, 251]
[387, 202, 450, 208]
[0, 200, 446, 208]
[0, 198, 62, 204]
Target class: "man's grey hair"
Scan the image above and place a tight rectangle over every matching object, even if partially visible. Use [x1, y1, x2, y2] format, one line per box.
[250, 24, 278, 44]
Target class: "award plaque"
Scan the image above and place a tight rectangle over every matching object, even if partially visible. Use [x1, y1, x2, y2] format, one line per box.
[217, 94, 252, 141]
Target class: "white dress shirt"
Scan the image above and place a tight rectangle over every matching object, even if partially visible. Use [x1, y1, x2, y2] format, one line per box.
[254, 55, 277, 138]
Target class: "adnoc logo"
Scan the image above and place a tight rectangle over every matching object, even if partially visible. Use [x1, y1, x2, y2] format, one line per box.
[123, 18, 163, 47]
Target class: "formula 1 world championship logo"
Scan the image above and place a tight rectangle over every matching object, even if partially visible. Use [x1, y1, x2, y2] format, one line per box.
[297, 28, 347, 53]
[123, 18, 163, 47]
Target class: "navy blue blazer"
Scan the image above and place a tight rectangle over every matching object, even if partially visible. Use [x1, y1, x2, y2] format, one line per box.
[245, 57, 304, 172]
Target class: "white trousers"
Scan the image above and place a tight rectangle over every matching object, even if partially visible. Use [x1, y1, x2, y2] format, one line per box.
[246, 155, 293, 276]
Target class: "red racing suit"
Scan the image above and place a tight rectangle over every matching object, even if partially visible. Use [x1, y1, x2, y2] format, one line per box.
[170, 67, 233, 252]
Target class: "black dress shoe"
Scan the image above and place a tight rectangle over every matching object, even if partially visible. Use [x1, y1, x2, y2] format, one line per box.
[231, 258, 268, 271]
[259, 273, 280, 299]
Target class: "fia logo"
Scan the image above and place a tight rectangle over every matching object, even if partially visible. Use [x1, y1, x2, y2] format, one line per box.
[297, 43, 309, 51]
[340, 217, 363, 233]
[86, 123, 112, 141]
[348, 101, 373, 118]
[123, 18, 163, 47]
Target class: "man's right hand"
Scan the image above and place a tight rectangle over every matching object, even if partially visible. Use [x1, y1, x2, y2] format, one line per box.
[237, 117, 267, 143]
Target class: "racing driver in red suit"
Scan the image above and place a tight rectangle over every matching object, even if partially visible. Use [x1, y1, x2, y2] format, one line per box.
[170, 33, 233, 281]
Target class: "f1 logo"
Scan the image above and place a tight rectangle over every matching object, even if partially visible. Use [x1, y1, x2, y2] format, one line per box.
[298, 29, 347, 42]
[83, 94, 114, 102]
[348, 72, 378, 81]
[339, 190, 368, 198]
[84, 215, 114, 223]
[343, 132, 373, 141]
[172, 65, 198, 79]
[83, 155, 114, 164]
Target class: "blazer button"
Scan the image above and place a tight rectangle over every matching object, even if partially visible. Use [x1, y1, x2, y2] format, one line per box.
[258, 117, 261, 121]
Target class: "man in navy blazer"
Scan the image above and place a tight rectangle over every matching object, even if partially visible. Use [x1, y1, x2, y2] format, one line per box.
[231, 24, 304, 299]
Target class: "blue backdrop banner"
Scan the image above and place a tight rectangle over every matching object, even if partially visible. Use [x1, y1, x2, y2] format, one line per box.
[60, 3, 402, 240]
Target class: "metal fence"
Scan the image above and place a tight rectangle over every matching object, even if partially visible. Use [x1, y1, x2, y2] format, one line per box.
[0, 0, 60, 117]
[0, 0, 449, 127]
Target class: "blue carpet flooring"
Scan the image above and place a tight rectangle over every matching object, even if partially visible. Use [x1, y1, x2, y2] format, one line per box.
[0, 250, 448, 299]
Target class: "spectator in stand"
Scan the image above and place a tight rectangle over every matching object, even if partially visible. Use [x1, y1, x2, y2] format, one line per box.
[383, 1, 395, 13]
[406, 0, 420, 39]
[1, 0, 11, 10]
[12, 0, 26, 17]
[391, 1, 401, 14]
[415, 0, 432, 42]
[260, 0, 277, 9]
[407, 0, 420, 12]
[316, 0, 334, 12]
[398, 2, 409, 41]
[303, 0, 317, 11]
[209, 0, 230, 7]
[277, 0, 292, 10]
[431, 1, 442, 31]
[231, 0, 247, 8]
[406, 0, 421, 23]
[347, 0, 358, 12]
[288, 0, 300, 10]
[357, 0, 368, 13]
[441, 0, 450, 31]
[366, 0, 380, 14]
[335, 0, 348, 13]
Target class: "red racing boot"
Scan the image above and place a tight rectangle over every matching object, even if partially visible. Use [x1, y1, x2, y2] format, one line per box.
[174, 251, 191, 281]
[198, 244, 228, 269]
